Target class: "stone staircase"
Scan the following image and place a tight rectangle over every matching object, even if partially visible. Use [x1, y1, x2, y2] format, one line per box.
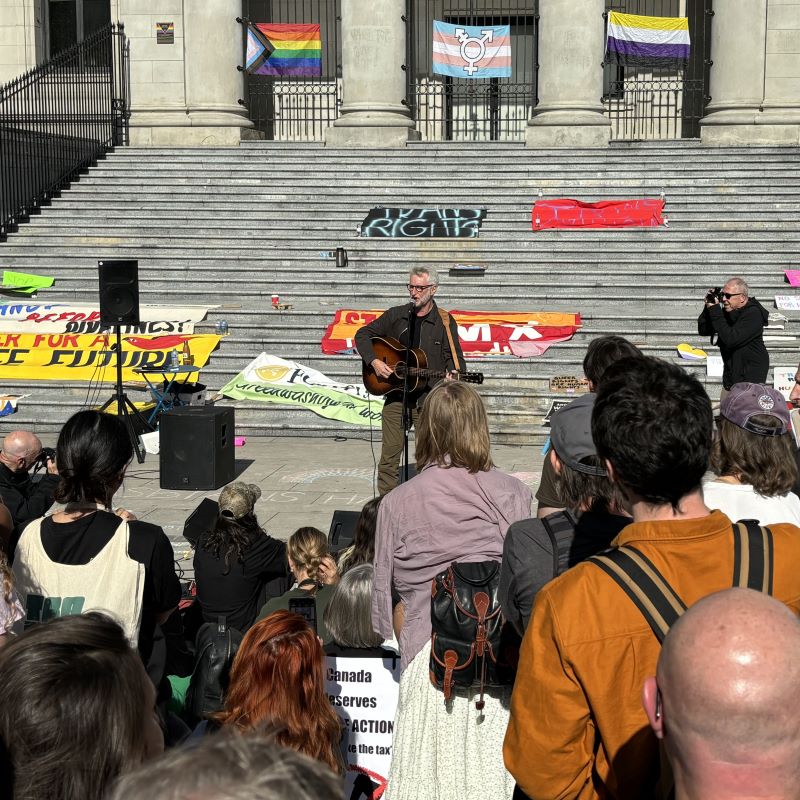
[1, 140, 799, 444]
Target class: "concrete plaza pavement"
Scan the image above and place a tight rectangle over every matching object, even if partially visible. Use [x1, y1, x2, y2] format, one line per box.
[69, 434, 546, 579]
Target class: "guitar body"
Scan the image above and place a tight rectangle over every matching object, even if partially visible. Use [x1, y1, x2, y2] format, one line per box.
[363, 337, 429, 397]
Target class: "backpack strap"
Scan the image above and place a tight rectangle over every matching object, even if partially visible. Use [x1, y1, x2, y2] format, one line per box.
[438, 308, 461, 372]
[540, 514, 560, 578]
[541, 510, 578, 579]
[588, 546, 687, 644]
[732, 520, 774, 594]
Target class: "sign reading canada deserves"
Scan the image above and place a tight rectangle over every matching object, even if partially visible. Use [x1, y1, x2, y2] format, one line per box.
[0, 302, 214, 334]
[325, 653, 401, 799]
[0, 333, 220, 382]
[322, 310, 582, 357]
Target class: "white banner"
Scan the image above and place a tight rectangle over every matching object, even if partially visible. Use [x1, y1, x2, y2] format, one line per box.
[0, 303, 215, 334]
[774, 366, 797, 400]
[325, 652, 400, 798]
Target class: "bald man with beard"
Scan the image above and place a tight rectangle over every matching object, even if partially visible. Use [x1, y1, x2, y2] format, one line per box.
[643, 588, 800, 800]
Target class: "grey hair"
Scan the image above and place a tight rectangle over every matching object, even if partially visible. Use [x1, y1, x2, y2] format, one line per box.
[409, 265, 439, 286]
[323, 563, 383, 649]
[107, 731, 342, 800]
[726, 277, 749, 297]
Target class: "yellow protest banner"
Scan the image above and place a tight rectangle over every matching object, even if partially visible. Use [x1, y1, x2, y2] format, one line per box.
[0, 333, 221, 382]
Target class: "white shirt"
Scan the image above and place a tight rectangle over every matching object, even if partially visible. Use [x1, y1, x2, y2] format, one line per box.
[702, 479, 800, 526]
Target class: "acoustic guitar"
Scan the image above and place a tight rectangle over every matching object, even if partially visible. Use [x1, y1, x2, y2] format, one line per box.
[363, 336, 484, 397]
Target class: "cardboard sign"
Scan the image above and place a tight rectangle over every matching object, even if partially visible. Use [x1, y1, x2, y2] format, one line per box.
[543, 399, 570, 427]
[706, 355, 724, 378]
[774, 366, 798, 400]
[549, 375, 590, 394]
[775, 295, 800, 311]
[325, 653, 400, 799]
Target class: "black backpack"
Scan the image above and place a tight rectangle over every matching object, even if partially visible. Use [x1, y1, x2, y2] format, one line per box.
[429, 561, 513, 709]
[185, 617, 243, 725]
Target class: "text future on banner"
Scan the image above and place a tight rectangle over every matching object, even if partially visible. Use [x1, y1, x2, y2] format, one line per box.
[220, 353, 383, 426]
[246, 23, 322, 77]
[432, 21, 511, 79]
[606, 11, 690, 70]
[0, 333, 219, 382]
[322, 310, 582, 358]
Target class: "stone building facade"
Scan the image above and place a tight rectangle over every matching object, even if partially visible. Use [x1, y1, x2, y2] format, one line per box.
[1, 0, 799, 146]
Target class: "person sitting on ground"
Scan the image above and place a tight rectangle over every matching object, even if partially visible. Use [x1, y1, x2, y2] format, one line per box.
[373, 381, 532, 800]
[0, 613, 164, 800]
[336, 496, 381, 574]
[256, 526, 337, 642]
[704, 382, 800, 525]
[504, 356, 800, 800]
[325, 563, 393, 657]
[213, 609, 344, 775]
[643, 588, 800, 800]
[108, 729, 343, 800]
[0, 430, 59, 535]
[10, 410, 180, 684]
[500, 392, 631, 636]
[537, 335, 642, 517]
[190, 482, 287, 633]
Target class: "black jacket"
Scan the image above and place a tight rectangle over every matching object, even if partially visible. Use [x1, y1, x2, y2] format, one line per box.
[698, 298, 769, 389]
[354, 300, 465, 400]
[0, 462, 59, 532]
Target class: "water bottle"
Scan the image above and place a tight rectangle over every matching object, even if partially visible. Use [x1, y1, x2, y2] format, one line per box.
[169, 349, 179, 369]
[218, 319, 228, 335]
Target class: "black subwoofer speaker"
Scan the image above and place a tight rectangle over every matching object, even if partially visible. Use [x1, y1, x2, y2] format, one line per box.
[159, 406, 235, 490]
[98, 259, 140, 327]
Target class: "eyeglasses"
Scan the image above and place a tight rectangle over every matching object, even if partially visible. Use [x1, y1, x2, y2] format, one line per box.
[722, 292, 743, 299]
[407, 284, 434, 293]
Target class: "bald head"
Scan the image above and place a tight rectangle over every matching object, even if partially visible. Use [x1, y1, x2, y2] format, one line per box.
[1, 431, 43, 471]
[654, 589, 800, 797]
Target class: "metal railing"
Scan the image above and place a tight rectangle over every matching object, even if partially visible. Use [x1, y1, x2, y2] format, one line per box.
[0, 23, 128, 239]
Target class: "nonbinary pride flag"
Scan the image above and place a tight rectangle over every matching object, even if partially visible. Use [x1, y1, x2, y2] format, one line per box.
[246, 23, 321, 77]
[606, 11, 690, 70]
[432, 20, 511, 79]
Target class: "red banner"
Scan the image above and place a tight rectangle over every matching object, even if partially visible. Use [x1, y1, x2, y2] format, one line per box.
[322, 310, 581, 357]
[532, 198, 665, 230]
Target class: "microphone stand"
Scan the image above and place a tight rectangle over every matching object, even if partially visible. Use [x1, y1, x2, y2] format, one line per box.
[400, 301, 416, 485]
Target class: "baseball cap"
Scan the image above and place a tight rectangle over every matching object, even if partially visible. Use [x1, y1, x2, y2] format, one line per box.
[218, 481, 262, 519]
[720, 383, 790, 437]
[550, 393, 607, 477]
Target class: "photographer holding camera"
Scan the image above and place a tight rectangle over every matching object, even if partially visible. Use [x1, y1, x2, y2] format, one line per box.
[698, 277, 769, 398]
[0, 431, 59, 534]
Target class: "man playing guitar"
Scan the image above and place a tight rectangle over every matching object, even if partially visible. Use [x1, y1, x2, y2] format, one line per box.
[355, 267, 465, 495]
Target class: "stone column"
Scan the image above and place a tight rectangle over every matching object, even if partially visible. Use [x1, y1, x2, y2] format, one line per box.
[526, 0, 610, 148]
[183, 0, 253, 145]
[700, 0, 770, 144]
[326, 0, 417, 147]
[760, 0, 800, 143]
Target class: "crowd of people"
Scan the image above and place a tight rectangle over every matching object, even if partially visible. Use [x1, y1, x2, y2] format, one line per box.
[1, 269, 800, 800]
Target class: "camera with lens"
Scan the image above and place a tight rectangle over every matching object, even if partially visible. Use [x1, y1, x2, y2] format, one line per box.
[705, 287, 724, 304]
[33, 447, 56, 471]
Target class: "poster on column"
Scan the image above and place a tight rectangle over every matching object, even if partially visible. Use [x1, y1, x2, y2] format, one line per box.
[325, 652, 401, 799]
[0, 333, 220, 382]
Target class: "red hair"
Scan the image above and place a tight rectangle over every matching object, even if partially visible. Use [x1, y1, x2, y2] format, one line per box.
[214, 610, 343, 774]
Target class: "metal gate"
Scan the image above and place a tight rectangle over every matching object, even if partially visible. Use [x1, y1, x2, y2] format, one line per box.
[406, 1, 538, 141]
[242, 0, 341, 141]
[603, 0, 712, 140]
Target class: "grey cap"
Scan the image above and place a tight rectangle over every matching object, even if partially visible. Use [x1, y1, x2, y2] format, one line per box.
[550, 393, 607, 477]
[720, 383, 790, 437]
[218, 481, 262, 519]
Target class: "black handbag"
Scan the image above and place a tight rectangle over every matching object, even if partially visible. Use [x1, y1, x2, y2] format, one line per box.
[429, 560, 512, 709]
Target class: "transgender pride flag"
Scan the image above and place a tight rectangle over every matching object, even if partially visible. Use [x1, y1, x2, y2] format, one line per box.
[432, 21, 511, 79]
[606, 12, 690, 70]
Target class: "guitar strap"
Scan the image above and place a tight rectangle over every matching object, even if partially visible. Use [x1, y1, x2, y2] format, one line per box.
[438, 308, 461, 372]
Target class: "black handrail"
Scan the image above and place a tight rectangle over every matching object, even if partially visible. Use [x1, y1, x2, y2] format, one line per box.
[0, 23, 128, 240]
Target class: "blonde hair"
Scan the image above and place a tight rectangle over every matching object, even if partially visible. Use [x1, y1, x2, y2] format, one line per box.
[286, 527, 329, 584]
[415, 382, 493, 473]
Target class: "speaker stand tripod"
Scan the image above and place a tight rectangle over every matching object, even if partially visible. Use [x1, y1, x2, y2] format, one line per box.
[99, 325, 149, 464]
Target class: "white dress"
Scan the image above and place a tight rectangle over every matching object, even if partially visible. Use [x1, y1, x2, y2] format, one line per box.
[384, 641, 514, 800]
[703, 479, 800, 526]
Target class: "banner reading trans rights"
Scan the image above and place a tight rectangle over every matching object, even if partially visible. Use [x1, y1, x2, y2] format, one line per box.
[220, 353, 383, 426]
